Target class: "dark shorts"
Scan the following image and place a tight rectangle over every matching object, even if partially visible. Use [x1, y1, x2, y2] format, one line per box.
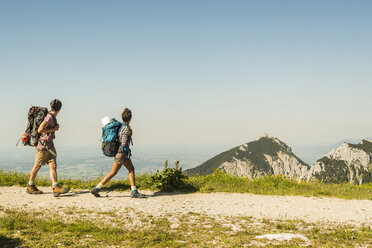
[114, 152, 130, 165]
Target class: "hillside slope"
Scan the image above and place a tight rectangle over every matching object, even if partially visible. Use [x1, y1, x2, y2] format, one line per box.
[185, 134, 309, 179]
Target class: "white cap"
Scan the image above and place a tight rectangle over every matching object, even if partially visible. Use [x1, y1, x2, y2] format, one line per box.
[101, 116, 111, 127]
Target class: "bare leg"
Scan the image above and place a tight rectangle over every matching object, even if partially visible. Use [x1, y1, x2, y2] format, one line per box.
[123, 159, 135, 187]
[27, 164, 43, 194]
[29, 164, 42, 182]
[123, 159, 145, 198]
[49, 162, 58, 184]
[101, 162, 123, 185]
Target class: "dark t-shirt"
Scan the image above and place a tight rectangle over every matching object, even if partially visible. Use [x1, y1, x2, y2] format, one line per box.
[36, 113, 56, 150]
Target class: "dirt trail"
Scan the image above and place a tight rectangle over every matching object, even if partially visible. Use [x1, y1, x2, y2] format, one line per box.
[1, 186, 371, 226]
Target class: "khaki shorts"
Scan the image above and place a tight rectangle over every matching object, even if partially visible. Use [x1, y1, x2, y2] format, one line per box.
[114, 152, 129, 165]
[35, 148, 57, 166]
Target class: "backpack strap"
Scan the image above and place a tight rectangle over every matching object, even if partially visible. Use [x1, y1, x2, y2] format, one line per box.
[48, 112, 58, 125]
[47, 148, 56, 156]
[117, 123, 125, 139]
[101, 126, 105, 141]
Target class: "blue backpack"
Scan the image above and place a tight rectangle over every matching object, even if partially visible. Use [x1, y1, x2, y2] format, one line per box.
[101, 119, 124, 157]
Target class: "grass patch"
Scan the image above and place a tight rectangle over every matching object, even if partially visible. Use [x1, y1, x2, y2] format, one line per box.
[188, 170, 372, 199]
[0, 168, 153, 192]
[0, 209, 371, 247]
[1, 169, 372, 200]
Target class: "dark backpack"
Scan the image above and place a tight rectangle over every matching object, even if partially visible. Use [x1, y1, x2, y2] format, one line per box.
[101, 119, 124, 157]
[18, 106, 49, 146]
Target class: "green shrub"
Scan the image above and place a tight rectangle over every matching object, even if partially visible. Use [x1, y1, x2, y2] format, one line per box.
[147, 168, 194, 192]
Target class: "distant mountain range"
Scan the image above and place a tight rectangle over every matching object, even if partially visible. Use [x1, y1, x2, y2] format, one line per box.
[185, 134, 372, 184]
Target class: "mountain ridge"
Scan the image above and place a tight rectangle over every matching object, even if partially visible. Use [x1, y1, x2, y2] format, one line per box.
[185, 134, 372, 184]
[186, 134, 309, 179]
[308, 139, 372, 184]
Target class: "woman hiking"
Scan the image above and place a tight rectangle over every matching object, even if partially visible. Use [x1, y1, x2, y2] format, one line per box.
[91, 108, 145, 198]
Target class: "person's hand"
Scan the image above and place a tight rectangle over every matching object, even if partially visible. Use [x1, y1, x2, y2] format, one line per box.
[129, 127, 133, 136]
[54, 124, 60, 131]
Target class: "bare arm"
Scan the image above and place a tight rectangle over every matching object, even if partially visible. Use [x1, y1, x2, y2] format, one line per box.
[38, 121, 59, 134]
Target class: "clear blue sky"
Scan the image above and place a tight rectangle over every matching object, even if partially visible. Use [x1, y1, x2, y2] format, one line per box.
[1, 0, 371, 149]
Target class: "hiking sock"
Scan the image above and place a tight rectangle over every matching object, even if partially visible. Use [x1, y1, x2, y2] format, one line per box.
[52, 182, 58, 188]
[131, 186, 137, 191]
[28, 181, 35, 186]
[96, 182, 103, 190]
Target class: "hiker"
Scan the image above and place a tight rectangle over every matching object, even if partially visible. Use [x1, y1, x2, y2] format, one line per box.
[26, 99, 70, 197]
[91, 108, 145, 198]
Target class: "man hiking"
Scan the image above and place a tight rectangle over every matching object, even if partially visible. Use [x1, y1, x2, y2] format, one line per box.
[26, 99, 70, 197]
[91, 108, 145, 198]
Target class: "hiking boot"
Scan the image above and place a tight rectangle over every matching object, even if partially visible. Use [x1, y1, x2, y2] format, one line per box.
[91, 187, 101, 197]
[130, 190, 146, 198]
[26, 185, 43, 194]
[53, 185, 70, 197]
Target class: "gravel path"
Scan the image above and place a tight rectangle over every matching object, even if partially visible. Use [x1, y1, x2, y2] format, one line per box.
[1, 186, 371, 227]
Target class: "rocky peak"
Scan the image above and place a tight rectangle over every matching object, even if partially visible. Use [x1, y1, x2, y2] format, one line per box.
[259, 133, 286, 145]
[186, 134, 308, 179]
[308, 138, 372, 184]
[325, 142, 370, 165]
[256, 133, 292, 154]
[186, 135, 372, 184]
